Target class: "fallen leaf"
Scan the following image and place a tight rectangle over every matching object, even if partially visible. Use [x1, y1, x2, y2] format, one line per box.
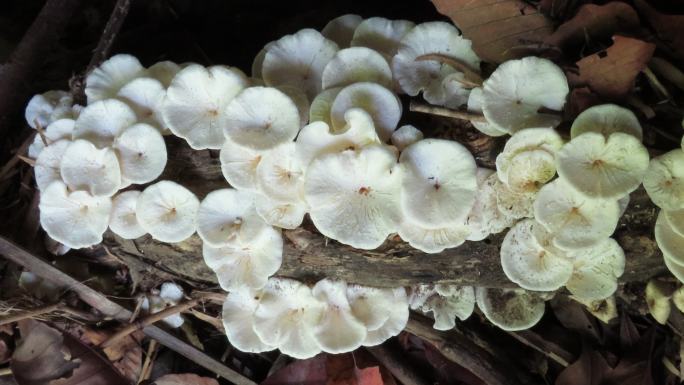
[326, 354, 385, 385]
[572, 35, 656, 99]
[10, 320, 80, 385]
[75, 327, 143, 383]
[618, 313, 640, 350]
[431, 0, 554, 63]
[539, 0, 583, 19]
[555, 346, 611, 385]
[550, 296, 603, 342]
[604, 327, 657, 385]
[153, 373, 219, 385]
[565, 86, 601, 119]
[544, 2, 640, 48]
[633, 0, 684, 62]
[261, 354, 327, 385]
[52, 334, 129, 385]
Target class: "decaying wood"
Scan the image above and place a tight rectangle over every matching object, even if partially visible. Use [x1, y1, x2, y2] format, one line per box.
[104, 125, 666, 288]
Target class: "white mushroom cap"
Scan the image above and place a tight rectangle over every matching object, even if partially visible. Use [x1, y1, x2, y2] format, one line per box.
[421, 285, 476, 330]
[85, 54, 146, 103]
[162, 64, 249, 150]
[113, 123, 167, 185]
[109, 190, 146, 239]
[39, 180, 112, 249]
[390, 125, 423, 151]
[295, 108, 381, 169]
[655, 210, 684, 267]
[60, 139, 121, 197]
[398, 216, 470, 253]
[643, 149, 684, 210]
[141, 293, 184, 328]
[202, 226, 282, 290]
[570, 104, 642, 140]
[146, 61, 181, 88]
[262, 29, 339, 99]
[256, 142, 304, 202]
[494, 179, 536, 221]
[160, 282, 184, 304]
[499, 127, 564, 156]
[565, 238, 625, 301]
[534, 178, 620, 250]
[196, 188, 269, 247]
[665, 209, 684, 237]
[348, 286, 408, 346]
[135, 181, 199, 243]
[399, 139, 477, 227]
[351, 17, 415, 59]
[476, 287, 546, 331]
[330, 82, 402, 142]
[309, 87, 341, 126]
[465, 170, 513, 240]
[276, 85, 310, 127]
[219, 137, 264, 191]
[253, 278, 325, 359]
[223, 86, 300, 150]
[501, 219, 573, 291]
[322, 47, 393, 90]
[663, 252, 684, 284]
[304, 144, 401, 249]
[255, 194, 307, 230]
[618, 194, 630, 217]
[646, 280, 672, 324]
[482, 57, 568, 133]
[466, 88, 507, 137]
[116, 77, 166, 130]
[429, 72, 471, 109]
[28, 119, 75, 159]
[73, 99, 137, 148]
[34, 139, 70, 192]
[251, 42, 275, 79]
[222, 288, 275, 353]
[25, 90, 72, 129]
[321, 14, 363, 48]
[311, 279, 367, 353]
[392, 21, 480, 100]
[556, 132, 649, 199]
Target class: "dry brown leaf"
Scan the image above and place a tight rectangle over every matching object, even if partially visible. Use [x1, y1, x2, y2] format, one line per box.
[633, 0, 684, 62]
[10, 320, 80, 385]
[544, 2, 640, 48]
[431, 0, 554, 63]
[153, 373, 219, 385]
[555, 347, 611, 385]
[52, 334, 129, 385]
[75, 327, 143, 383]
[572, 35, 656, 99]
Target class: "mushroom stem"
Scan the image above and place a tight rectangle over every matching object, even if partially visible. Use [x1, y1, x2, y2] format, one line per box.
[410, 101, 487, 123]
[415, 53, 484, 86]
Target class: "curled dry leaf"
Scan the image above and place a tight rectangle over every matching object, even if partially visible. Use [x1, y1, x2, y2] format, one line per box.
[75, 327, 143, 383]
[544, 2, 640, 48]
[431, 0, 554, 63]
[571, 35, 656, 99]
[153, 373, 220, 385]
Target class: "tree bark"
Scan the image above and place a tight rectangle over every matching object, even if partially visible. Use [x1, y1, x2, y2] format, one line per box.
[103, 120, 667, 288]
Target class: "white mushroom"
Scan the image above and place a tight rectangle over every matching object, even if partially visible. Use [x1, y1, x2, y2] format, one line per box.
[276, 85, 310, 127]
[25, 90, 73, 129]
[219, 137, 265, 191]
[321, 14, 363, 48]
[223, 86, 300, 150]
[85, 54, 146, 103]
[60, 139, 121, 197]
[570, 104, 642, 140]
[665, 209, 684, 237]
[252, 278, 325, 359]
[162, 64, 249, 150]
[643, 149, 684, 210]
[397, 218, 470, 253]
[556, 132, 649, 199]
[28, 119, 75, 159]
[309, 87, 341, 126]
[311, 279, 367, 353]
[399, 139, 477, 227]
[329, 82, 402, 142]
[304, 144, 401, 249]
[135, 181, 199, 243]
[146, 61, 181, 88]
[255, 194, 307, 230]
[482, 57, 568, 133]
[534, 178, 620, 250]
[295, 108, 381, 169]
[109, 190, 146, 239]
[466, 88, 507, 137]
[256, 142, 304, 202]
[493, 174, 536, 221]
[321, 47, 393, 90]
[202, 226, 282, 291]
[466, 171, 515, 240]
[392, 21, 480, 104]
[501, 219, 573, 291]
[34, 139, 70, 192]
[655, 210, 684, 266]
[346, 285, 408, 346]
[565, 238, 625, 301]
[39, 181, 112, 249]
[72, 99, 137, 148]
[262, 29, 339, 99]
[351, 17, 415, 59]
[476, 287, 546, 331]
[390, 125, 423, 151]
[645, 280, 672, 324]
[222, 288, 275, 353]
[196, 188, 269, 248]
[113, 123, 167, 185]
[419, 285, 476, 331]
[116, 77, 166, 130]
[251, 42, 274, 79]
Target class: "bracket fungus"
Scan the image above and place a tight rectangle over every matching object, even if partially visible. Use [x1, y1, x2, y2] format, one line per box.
[351, 17, 415, 59]
[321, 14, 363, 48]
[643, 149, 684, 210]
[112, 123, 167, 185]
[25, 90, 75, 130]
[321, 47, 393, 90]
[476, 288, 547, 331]
[570, 103, 643, 141]
[28, 118, 75, 159]
[73, 98, 137, 148]
[85, 54, 146, 103]
[109, 190, 146, 240]
[60, 139, 121, 197]
[136, 180, 200, 243]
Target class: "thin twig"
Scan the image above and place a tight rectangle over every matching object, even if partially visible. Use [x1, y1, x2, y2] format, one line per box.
[0, 368, 12, 376]
[0, 133, 36, 181]
[506, 330, 572, 367]
[0, 302, 63, 326]
[416, 53, 484, 85]
[410, 102, 488, 123]
[138, 340, 158, 384]
[189, 309, 224, 331]
[0, 236, 257, 385]
[17, 155, 35, 167]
